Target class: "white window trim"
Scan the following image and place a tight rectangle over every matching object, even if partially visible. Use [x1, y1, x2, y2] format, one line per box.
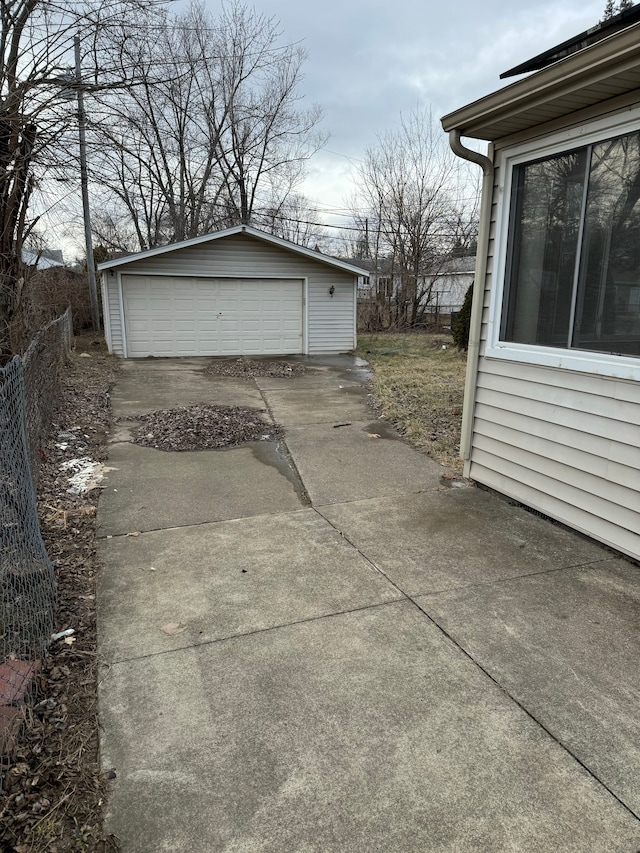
[486, 105, 640, 382]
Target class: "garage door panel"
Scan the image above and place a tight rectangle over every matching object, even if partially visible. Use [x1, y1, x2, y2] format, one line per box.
[123, 275, 303, 357]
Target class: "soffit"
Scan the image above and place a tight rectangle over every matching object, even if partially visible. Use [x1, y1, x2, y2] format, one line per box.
[441, 22, 640, 141]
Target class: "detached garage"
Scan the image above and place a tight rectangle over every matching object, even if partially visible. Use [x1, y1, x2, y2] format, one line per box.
[98, 225, 367, 358]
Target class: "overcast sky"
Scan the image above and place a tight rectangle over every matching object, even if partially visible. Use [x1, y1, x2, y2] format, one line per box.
[255, 0, 605, 219]
[49, 0, 610, 257]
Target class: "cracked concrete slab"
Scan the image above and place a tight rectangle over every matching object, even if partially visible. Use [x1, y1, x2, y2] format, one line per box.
[253, 359, 369, 392]
[283, 421, 444, 505]
[99, 602, 640, 852]
[416, 557, 640, 815]
[264, 386, 373, 425]
[319, 488, 608, 595]
[97, 509, 400, 662]
[97, 355, 640, 851]
[97, 440, 303, 536]
[111, 360, 262, 418]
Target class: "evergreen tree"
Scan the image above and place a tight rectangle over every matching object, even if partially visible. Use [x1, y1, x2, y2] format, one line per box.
[452, 283, 474, 351]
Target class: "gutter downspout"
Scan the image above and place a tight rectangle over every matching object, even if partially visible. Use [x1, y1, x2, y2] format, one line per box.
[448, 129, 494, 478]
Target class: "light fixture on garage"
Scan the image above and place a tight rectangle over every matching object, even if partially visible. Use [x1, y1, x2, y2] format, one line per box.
[329, 285, 335, 297]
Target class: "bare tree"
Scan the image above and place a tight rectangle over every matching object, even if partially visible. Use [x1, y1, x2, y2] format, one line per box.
[89, 1, 326, 251]
[91, 207, 143, 255]
[0, 0, 162, 355]
[351, 108, 479, 330]
[257, 193, 329, 249]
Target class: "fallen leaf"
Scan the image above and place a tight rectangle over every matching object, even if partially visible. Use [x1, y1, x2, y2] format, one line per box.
[161, 622, 187, 636]
[64, 636, 76, 645]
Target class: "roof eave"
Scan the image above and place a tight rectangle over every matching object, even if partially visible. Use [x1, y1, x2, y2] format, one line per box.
[441, 21, 640, 140]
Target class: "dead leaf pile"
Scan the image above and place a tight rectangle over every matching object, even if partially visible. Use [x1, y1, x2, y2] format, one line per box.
[203, 357, 313, 379]
[129, 404, 283, 452]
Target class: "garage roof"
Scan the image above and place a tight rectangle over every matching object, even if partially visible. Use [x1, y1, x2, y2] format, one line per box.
[97, 224, 369, 277]
[441, 20, 640, 141]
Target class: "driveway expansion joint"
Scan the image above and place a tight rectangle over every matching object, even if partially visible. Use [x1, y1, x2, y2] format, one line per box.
[316, 506, 640, 823]
[96, 506, 313, 539]
[410, 596, 640, 825]
[413, 556, 618, 598]
[100, 597, 407, 667]
[258, 384, 312, 506]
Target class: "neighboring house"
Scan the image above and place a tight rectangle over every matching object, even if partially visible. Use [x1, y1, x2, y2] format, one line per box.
[355, 256, 475, 313]
[98, 225, 367, 358]
[429, 256, 475, 314]
[353, 258, 394, 299]
[441, 6, 640, 562]
[22, 249, 64, 270]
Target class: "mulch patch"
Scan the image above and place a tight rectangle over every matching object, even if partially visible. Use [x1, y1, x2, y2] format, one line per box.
[129, 404, 283, 451]
[203, 357, 314, 379]
[1, 335, 120, 852]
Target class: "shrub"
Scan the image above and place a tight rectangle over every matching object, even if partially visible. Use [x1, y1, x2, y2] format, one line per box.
[9, 267, 93, 353]
[452, 282, 473, 351]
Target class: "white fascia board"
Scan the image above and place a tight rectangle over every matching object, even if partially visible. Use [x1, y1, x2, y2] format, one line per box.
[97, 224, 370, 278]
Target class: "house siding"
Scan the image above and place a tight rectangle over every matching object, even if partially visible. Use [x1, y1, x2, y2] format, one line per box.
[104, 233, 355, 355]
[103, 277, 124, 356]
[467, 108, 640, 562]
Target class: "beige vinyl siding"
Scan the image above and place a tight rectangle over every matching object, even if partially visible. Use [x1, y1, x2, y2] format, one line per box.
[112, 233, 355, 354]
[104, 277, 124, 356]
[469, 357, 640, 560]
[306, 271, 354, 353]
[468, 110, 640, 561]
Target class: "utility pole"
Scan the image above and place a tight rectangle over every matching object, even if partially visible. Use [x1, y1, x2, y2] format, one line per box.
[74, 34, 100, 331]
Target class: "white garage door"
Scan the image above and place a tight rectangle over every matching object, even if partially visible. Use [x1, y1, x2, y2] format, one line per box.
[122, 275, 304, 357]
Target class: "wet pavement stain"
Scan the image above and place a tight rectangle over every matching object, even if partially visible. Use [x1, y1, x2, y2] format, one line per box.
[362, 422, 402, 441]
[248, 439, 311, 506]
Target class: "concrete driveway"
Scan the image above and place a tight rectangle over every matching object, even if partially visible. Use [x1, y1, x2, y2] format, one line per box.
[97, 356, 640, 852]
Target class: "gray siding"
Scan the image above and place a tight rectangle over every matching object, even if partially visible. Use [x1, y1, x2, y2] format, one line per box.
[103, 276, 124, 356]
[468, 109, 640, 562]
[109, 234, 355, 354]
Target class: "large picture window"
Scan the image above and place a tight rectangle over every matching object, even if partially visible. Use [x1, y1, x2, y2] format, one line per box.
[502, 129, 640, 357]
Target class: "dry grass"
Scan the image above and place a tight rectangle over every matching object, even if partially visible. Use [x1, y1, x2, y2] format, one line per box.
[357, 331, 467, 474]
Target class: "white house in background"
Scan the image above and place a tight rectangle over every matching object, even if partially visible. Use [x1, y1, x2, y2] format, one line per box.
[22, 249, 64, 269]
[98, 224, 368, 358]
[356, 255, 475, 314]
[430, 256, 475, 314]
[442, 7, 640, 562]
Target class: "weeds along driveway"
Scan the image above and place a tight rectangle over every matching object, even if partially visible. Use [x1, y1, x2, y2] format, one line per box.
[96, 356, 640, 853]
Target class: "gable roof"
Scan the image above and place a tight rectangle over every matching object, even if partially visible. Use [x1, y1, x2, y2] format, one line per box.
[441, 19, 640, 141]
[97, 224, 369, 277]
[23, 249, 65, 269]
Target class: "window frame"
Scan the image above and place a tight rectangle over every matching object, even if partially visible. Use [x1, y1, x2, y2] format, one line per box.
[487, 106, 640, 381]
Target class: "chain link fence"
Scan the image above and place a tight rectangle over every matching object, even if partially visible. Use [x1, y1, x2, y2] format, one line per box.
[0, 309, 72, 759]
